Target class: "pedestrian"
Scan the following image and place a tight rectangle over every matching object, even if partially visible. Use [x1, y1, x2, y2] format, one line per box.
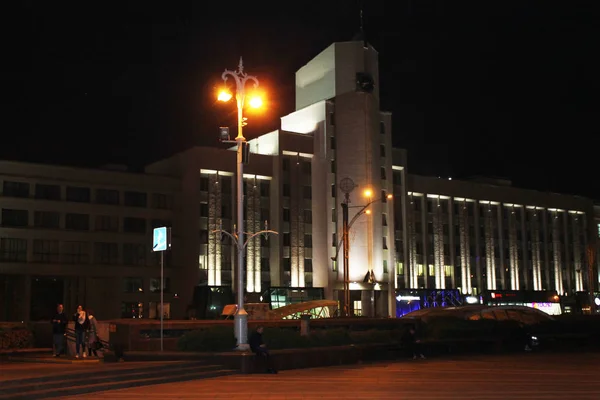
[73, 305, 89, 359]
[401, 324, 425, 360]
[249, 325, 277, 374]
[51, 304, 67, 357]
[87, 309, 100, 357]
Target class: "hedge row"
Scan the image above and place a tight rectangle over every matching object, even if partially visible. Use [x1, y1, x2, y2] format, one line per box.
[0, 327, 34, 350]
[177, 326, 404, 352]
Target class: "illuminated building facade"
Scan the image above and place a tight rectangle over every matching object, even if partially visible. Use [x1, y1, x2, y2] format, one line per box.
[1, 39, 598, 321]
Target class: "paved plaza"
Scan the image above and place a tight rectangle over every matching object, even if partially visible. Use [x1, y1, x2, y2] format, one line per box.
[54, 353, 600, 399]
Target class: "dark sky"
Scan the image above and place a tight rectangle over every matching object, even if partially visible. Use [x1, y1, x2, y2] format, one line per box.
[3, 1, 598, 199]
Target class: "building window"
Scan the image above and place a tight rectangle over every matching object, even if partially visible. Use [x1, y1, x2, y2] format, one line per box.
[283, 233, 291, 246]
[329, 112, 335, 126]
[303, 186, 312, 199]
[302, 161, 311, 175]
[95, 215, 118, 232]
[34, 184, 61, 200]
[151, 219, 171, 229]
[121, 302, 143, 319]
[331, 184, 336, 198]
[123, 217, 146, 234]
[199, 229, 208, 244]
[124, 191, 147, 208]
[383, 259, 388, 273]
[283, 208, 290, 222]
[220, 176, 231, 194]
[304, 234, 312, 248]
[261, 257, 270, 271]
[330, 137, 336, 150]
[61, 241, 89, 264]
[123, 278, 144, 293]
[199, 202, 209, 217]
[282, 258, 291, 272]
[380, 144, 386, 157]
[0, 238, 27, 262]
[123, 243, 146, 265]
[33, 239, 59, 263]
[382, 213, 388, 226]
[1, 209, 29, 227]
[34, 211, 60, 229]
[260, 181, 270, 197]
[332, 208, 336, 222]
[96, 189, 119, 205]
[65, 213, 89, 231]
[282, 184, 290, 197]
[152, 193, 172, 209]
[260, 234, 269, 247]
[331, 160, 336, 173]
[383, 237, 388, 249]
[94, 242, 119, 265]
[260, 208, 269, 223]
[150, 277, 170, 293]
[332, 233, 337, 247]
[353, 300, 362, 316]
[379, 121, 385, 135]
[381, 190, 387, 203]
[199, 177, 209, 191]
[303, 209, 312, 223]
[381, 167, 386, 180]
[3, 181, 30, 198]
[304, 258, 313, 272]
[66, 186, 91, 203]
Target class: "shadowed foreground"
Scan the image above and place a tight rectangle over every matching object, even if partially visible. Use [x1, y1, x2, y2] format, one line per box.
[59, 352, 600, 399]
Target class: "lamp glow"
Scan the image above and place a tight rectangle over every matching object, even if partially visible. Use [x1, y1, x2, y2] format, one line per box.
[218, 91, 232, 102]
[363, 189, 373, 198]
[249, 96, 263, 109]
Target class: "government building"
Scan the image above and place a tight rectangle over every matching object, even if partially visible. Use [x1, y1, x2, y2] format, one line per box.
[1, 40, 598, 321]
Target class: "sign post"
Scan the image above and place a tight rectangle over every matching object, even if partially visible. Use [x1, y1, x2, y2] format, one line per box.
[152, 226, 171, 351]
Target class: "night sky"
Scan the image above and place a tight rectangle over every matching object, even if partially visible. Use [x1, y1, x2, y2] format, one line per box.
[4, 1, 598, 198]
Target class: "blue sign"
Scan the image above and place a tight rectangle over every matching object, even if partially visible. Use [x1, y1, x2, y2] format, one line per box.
[153, 227, 168, 252]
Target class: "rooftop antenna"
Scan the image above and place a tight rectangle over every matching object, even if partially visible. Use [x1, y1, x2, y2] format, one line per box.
[359, 3, 367, 48]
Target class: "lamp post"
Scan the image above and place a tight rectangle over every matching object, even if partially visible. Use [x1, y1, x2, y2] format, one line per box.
[217, 58, 267, 350]
[334, 179, 392, 317]
[212, 222, 278, 349]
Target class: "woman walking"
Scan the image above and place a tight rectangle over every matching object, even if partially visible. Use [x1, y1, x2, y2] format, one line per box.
[87, 309, 100, 357]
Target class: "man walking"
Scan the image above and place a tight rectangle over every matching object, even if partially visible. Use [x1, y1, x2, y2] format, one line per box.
[51, 304, 67, 357]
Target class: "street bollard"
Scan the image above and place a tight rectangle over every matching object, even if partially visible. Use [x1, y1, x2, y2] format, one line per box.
[300, 314, 311, 336]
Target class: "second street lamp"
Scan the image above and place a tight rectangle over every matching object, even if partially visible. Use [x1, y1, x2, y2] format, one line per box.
[334, 179, 392, 317]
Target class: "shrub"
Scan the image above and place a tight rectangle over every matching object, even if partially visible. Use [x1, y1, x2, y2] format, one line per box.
[0, 327, 34, 350]
[177, 325, 235, 352]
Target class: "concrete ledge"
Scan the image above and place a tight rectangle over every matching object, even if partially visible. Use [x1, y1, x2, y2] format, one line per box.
[102, 343, 399, 374]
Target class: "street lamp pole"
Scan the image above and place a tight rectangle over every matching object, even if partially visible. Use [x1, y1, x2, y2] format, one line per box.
[342, 195, 350, 317]
[220, 58, 259, 350]
[333, 186, 392, 317]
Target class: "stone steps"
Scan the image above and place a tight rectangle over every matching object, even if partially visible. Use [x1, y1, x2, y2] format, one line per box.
[0, 361, 236, 399]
